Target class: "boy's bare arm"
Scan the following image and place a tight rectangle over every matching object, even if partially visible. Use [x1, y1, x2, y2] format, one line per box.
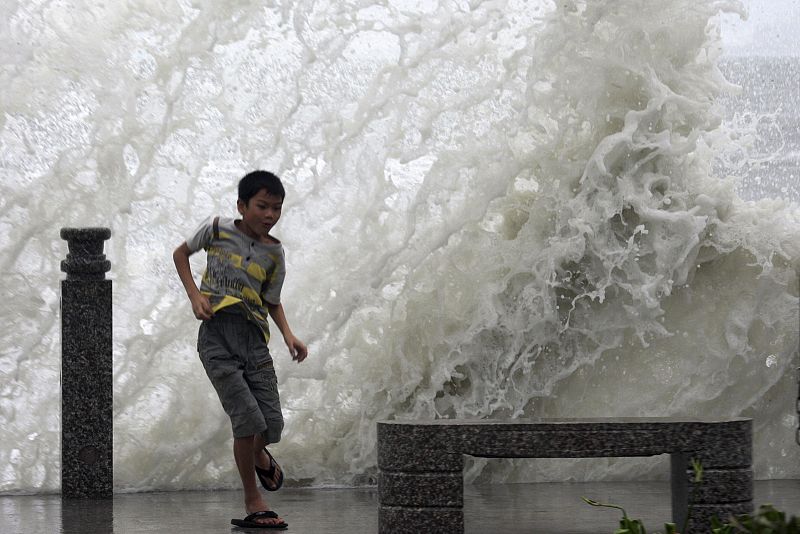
[172, 242, 214, 320]
[267, 303, 308, 362]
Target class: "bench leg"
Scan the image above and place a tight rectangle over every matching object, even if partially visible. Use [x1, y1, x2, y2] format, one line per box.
[379, 504, 463, 534]
[671, 453, 753, 533]
[379, 470, 464, 533]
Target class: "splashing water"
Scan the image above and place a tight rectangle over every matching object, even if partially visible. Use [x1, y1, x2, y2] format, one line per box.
[1, 0, 798, 493]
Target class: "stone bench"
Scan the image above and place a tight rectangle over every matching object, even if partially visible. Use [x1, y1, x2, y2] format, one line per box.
[377, 418, 752, 533]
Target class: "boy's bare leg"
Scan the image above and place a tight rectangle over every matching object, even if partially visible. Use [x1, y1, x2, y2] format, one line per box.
[254, 433, 268, 466]
[233, 435, 283, 526]
[253, 433, 281, 479]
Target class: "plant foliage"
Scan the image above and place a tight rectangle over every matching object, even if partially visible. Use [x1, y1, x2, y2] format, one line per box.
[583, 458, 799, 534]
[711, 505, 800, 533]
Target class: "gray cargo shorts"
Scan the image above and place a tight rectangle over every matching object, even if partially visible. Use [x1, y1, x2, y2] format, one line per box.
[197, 310, 283, 443]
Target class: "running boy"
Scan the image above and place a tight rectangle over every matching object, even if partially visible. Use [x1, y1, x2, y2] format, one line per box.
[173, 170, 307, 529]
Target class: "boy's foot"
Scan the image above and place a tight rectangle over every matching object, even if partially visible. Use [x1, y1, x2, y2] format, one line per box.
[231, 510, 287, 529]
[238, 495, 286, 529]
[255, 447, 284, 491]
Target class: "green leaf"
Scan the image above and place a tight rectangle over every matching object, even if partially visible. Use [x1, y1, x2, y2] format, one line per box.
[619, 517, 645, 534]
[690, 458, 703, 483]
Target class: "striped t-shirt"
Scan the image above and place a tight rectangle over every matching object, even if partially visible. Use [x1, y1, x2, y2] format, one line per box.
[186, 216, 286, 342]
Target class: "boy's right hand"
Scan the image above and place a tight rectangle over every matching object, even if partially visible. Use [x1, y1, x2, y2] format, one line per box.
[190, 293, 214, 321]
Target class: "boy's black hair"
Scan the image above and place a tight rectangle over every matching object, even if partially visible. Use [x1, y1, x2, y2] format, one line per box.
[238, 170, 285, 203]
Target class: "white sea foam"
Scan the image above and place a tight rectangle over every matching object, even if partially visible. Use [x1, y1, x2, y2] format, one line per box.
[0, 0, 798, 493]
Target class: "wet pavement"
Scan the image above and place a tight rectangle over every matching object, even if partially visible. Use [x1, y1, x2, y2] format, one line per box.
[1, 480, 798, 533]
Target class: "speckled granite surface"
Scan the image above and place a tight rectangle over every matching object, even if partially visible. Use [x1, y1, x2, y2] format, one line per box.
[60, 228, 112, 498]
[377, 418, 752, 534]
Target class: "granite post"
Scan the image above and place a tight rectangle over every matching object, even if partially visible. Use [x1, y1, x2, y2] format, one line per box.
[60, 227, 112, 498]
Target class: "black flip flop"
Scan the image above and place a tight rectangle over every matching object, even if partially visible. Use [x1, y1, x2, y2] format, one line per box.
[231, 510, 288, 529]
[255, 448, 284, 492]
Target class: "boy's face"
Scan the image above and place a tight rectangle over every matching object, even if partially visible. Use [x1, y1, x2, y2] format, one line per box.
[237, 189, 283, 239]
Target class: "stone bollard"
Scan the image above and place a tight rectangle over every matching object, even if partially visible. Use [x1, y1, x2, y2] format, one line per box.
[60, 227, 112, 498]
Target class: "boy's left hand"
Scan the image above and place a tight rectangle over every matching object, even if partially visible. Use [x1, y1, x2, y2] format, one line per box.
[285, 335, 308, 363]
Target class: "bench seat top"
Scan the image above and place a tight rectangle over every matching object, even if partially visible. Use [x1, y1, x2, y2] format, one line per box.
[379, 417, 751, 426]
